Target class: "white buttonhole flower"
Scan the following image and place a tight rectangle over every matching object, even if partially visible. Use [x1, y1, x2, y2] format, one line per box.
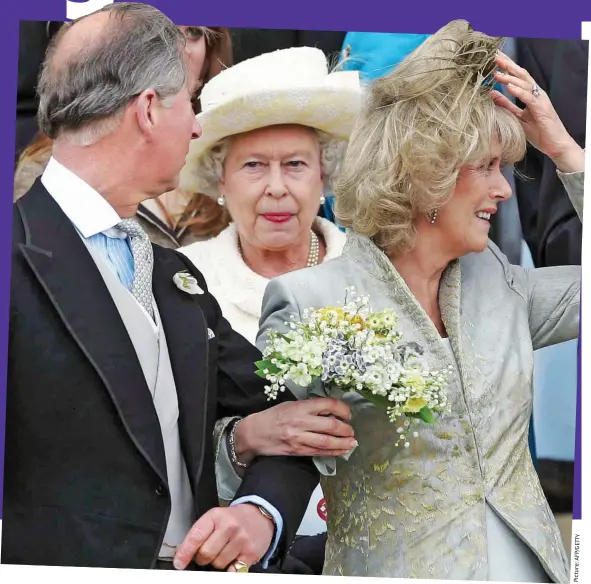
[173, 270, 204, 295]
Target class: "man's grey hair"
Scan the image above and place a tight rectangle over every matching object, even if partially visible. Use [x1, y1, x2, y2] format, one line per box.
[194, 128, 348, 198]
[37, 2, 188, 146]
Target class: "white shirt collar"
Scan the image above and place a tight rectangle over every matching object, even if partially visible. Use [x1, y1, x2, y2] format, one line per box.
[41, 156, 125, 239]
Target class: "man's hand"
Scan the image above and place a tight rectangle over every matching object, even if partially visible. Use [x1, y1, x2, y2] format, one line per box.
[173, 504, 275, 571]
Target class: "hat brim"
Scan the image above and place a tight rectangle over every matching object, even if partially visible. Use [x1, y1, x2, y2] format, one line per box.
[179, 86, 362, 193]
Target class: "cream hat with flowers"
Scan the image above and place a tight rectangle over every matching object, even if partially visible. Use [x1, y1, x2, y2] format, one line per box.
[179, 46, 362, 193]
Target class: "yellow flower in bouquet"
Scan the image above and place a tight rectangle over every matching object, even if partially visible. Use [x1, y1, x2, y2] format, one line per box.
[403, 397, 429, 413]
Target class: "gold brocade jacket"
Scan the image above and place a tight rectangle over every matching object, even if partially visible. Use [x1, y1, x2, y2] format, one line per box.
[256, 172, 583, 581]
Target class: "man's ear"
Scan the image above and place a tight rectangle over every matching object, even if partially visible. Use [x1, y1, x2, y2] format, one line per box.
[135, 88, 159, 137]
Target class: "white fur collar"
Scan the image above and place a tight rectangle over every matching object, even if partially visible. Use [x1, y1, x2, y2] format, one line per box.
[183, 218, 346, 319]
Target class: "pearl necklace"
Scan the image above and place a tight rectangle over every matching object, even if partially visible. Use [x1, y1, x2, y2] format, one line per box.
[237, 230, 320, 268]
[306, 230, 320, 267]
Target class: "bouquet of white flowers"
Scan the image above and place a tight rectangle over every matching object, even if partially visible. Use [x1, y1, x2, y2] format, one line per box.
[256, 287, 451, 447]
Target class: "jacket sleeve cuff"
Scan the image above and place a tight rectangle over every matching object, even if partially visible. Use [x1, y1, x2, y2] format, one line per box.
[230, 495, 283, 569]
[556, 169, 584, 219]
[214, 417, 243, 501]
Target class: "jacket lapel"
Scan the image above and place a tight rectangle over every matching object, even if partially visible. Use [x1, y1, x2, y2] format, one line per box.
[151, 247, 209, 492]
[344, 232, 466, 373]
[16, 182, 168, 483]
[439, 259, 469, 385]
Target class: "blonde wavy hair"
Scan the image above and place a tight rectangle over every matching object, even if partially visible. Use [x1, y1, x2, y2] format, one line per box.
[334, 20, 527, 258]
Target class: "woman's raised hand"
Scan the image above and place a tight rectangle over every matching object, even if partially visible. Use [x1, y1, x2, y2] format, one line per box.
[491, 51, 584, 174]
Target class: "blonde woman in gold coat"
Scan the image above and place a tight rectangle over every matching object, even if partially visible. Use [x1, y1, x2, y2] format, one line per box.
[251, 21, 584, 582]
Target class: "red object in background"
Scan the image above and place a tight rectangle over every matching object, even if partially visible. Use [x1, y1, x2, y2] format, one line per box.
[317, 498, 327, 521]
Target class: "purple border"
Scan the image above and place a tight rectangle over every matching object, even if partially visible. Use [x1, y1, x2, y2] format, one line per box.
[0, 0, 584, 523]
[0, 2, 20, 520]
[573, 304, 582, 520]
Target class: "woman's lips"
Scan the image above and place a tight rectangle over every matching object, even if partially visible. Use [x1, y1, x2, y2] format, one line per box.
[262, 213, 293, 223]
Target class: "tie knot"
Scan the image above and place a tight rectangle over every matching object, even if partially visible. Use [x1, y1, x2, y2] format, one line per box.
[116, 218, 146, 239]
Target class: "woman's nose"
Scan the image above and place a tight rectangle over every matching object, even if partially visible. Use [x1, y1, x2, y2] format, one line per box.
[492, 171, 512, 200]
[266, 165, 288, 197]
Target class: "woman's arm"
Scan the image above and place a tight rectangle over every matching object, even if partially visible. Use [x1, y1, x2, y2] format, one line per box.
[524, 168, 583, 349]
[556, 167, 584, 219]
[517, 261, 580, 351]
[491, 52, 584, 350]
[215, 397, 355, 502]
[504, 169, 582, 350]
[255, 277, 304, 359]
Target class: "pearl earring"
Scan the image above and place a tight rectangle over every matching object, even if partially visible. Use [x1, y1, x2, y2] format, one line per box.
[320, 194, 326, 205]
[217, 196, 225, 206]
[427, 208, 438, 224]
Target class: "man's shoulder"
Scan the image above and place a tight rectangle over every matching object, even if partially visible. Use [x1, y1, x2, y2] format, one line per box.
[12, 178, 52, 232]
[11, 185, 42, 249]
[153, 244, 197, 270]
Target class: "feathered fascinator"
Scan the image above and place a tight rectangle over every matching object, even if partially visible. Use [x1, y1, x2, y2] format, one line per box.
[371, 19, 505, 111]
[361, 18, 523, 189]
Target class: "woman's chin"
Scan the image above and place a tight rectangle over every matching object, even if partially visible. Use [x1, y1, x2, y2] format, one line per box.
[472, 238, 490, 254]
[254, 228, 300, 250]
[458, 238, 489, 256]
[256, 235, 298, 252]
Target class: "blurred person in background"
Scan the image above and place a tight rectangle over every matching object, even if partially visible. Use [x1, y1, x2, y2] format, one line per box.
[320, 32, 429, 225]
[14, 23, 233, 246]
[15, 20, 55, 165]
[515, 38, 586, 268]
[229, 28, 345, 65]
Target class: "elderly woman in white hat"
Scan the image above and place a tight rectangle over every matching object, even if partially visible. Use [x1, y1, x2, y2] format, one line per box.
[178, 47, 362, 573]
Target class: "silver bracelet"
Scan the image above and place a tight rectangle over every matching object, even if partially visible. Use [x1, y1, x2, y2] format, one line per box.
[228, 418, 249, 469]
